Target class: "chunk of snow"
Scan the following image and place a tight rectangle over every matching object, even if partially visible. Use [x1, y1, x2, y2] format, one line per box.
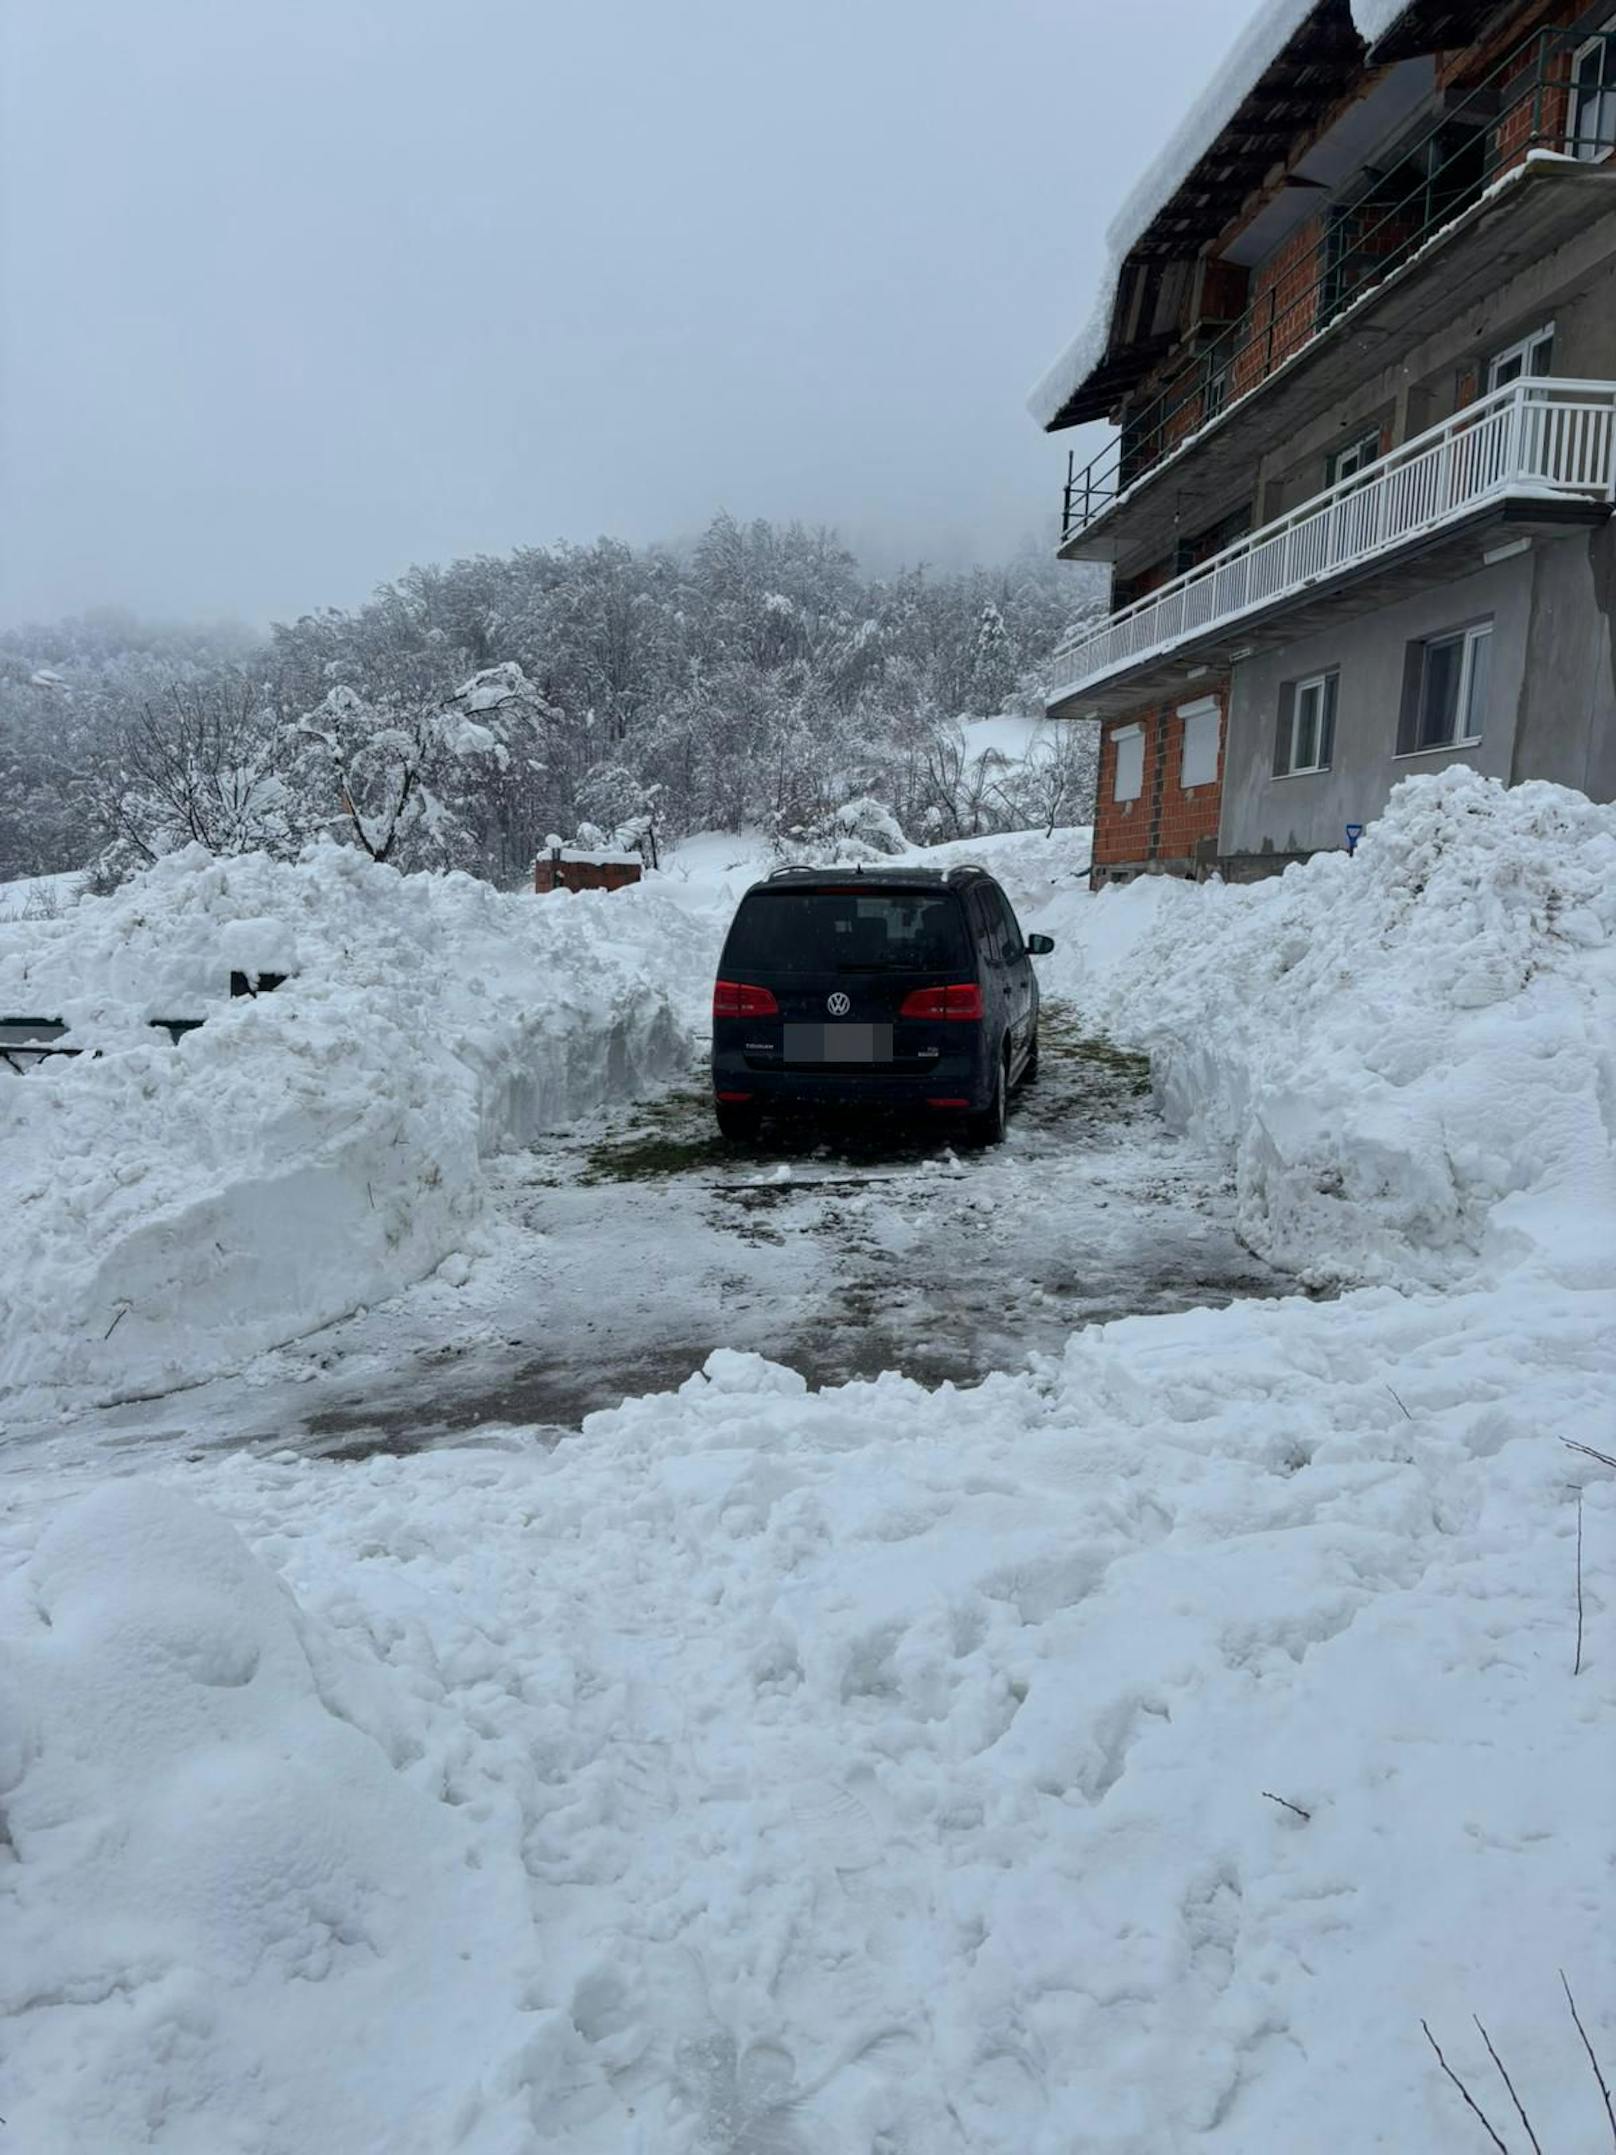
[1351, 0, 1411, 44]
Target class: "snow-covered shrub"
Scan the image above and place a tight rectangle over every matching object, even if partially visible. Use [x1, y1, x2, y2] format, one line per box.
[770, 793, 908, 864]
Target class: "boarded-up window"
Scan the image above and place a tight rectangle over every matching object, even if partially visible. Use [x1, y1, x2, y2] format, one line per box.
[1113, 725, 1145, 802]
[1179, 698, 1221, 788]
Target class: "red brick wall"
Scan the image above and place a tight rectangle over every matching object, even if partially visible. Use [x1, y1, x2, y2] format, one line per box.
[1438, 0, 1584, 170]
[1091, 688, 1227, 877]
[1230, 215, 1326, 399]
[1154, 693, 1226, 865]
[1092, 710, 1156, 870]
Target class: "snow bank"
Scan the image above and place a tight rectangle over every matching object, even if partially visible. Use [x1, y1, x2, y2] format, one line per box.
[0, 846, 713, 1396]
[0, 1481, 547, 2150]
[7, 1275, 1609, 2149]
[4, 774, 1614, 2150]
[1029, 0, 1316, 427]
[1034, 769, 1616, 1287]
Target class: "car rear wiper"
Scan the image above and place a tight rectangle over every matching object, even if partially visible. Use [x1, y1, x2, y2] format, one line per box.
[837, 960, 923, 973]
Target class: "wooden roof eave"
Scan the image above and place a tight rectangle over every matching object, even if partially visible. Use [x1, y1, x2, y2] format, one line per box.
[1042, 0, 1368, 434]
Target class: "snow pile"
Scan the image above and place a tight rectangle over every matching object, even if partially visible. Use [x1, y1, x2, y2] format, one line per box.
[1036, 769, 1616, 1287]
[3, 776, 1614, 2149]
[1029, 0, 1317, 427]
[0, 1481, 549, 2150]
[0, 845, 712, 1396]
[6, 1292, 1611, 2149]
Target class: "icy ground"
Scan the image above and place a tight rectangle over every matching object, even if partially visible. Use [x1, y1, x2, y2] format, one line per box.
[3, 1000, 1284, 1472]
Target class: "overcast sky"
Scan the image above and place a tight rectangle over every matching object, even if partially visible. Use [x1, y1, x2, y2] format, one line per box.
[1, 0, 1253, 629]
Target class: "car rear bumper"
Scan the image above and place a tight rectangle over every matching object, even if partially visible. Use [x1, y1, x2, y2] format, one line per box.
[710, 1055, 994, 1114]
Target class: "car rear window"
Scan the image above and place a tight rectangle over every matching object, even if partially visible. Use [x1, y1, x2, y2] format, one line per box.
[722, 888, 971, 976]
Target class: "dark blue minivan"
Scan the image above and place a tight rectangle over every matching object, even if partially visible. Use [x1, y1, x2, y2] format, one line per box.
[710, 865, 1054, 1146]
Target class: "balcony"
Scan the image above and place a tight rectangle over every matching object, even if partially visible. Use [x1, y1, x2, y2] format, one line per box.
[1059, 13, 1616, 562]
[1047, 377, 1616, 717]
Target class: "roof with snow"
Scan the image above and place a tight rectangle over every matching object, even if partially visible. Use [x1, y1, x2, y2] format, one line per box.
[1028, 0, 1479, 433]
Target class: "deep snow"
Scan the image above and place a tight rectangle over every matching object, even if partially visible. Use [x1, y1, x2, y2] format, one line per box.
[0, 845, 708, 1399]
[3, 771, 1615, 2150]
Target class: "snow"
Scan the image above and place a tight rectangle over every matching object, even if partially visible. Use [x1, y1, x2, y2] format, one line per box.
[4, 771, 1615, 2148]
[1351, 0, 1411, 44]
[1038, 767, 1616, 1289]
[1028, 0, 1317, 428]
[0, 844, 710, 1400]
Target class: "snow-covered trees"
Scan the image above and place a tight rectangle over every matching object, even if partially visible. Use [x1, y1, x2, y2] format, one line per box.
[289, 665, 547, 870]
[0, 522, 1105, 886]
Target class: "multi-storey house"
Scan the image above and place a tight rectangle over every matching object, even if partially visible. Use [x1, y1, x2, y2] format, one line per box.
[1036, 0, 1616, 883]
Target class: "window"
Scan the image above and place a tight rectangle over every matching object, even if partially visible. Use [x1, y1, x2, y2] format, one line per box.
[1327, 430, 1381, 489]
[985, 884, 1024, 964]
[1486, 322, 1554, 391]
[1113, 724, 1144, 803]
[1569, 20, 1616, 162]
[722, 890, 969, 976]
[1179, 698, 1221, 789]
[1274, 671, 1338, 777]
[1399, 622, 1492, 754]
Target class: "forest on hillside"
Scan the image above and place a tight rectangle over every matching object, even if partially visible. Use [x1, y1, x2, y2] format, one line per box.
[0, 515, 1103, 888]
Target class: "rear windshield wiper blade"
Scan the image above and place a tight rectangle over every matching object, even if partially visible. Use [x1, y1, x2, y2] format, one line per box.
[836, 960, 928, 973]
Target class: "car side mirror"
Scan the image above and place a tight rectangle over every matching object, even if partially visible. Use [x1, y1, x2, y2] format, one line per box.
[1025, 933, 1055, 956]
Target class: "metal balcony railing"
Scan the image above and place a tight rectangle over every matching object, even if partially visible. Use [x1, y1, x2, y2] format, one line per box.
[1049, 377, 1616, 703]
[1061, 11, 1616, 546]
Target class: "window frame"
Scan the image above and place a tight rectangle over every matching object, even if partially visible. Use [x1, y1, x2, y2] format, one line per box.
[1568, 19, 1616, 163]
[1399, 621, 1493, 757]
[1275, 670, 1338, 779]
[1178, 696, 1221, 790]
[1112, 723, 1145, 804]
[1326, 429, 1381, 489]
[1485, 320, 1555, 392]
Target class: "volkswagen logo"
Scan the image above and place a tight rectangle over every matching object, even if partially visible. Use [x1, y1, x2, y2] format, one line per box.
[826, 991, 851, 1016]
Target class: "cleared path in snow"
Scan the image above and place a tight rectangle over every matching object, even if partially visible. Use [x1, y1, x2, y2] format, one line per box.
[8, 1000, 1294, 1470]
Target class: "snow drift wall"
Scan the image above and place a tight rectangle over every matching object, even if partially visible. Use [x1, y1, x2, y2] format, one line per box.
[0, 847, 713, 1397]
[1039, 769, 1616, 1289]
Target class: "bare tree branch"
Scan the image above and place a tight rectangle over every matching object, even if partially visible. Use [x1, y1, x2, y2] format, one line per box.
[1472, 2017, 1541, 2155]
[1261, 1790, 1311, 1821]
[1421, 2021, 1511, 2153]
[1561, 1971, 1616, 2146]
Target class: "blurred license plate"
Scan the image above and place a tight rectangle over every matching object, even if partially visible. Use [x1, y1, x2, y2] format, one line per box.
[784, 1023, 892, 1062]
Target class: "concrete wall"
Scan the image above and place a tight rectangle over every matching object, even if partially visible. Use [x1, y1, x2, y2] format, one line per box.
[1517, 519, 1616, 796]
[1220, 551, 1537, 860]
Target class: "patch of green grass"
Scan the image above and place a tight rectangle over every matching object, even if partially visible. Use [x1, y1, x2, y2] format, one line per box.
[580, 1089, 730, 1184]
[1037, 1002, 1153, 1098]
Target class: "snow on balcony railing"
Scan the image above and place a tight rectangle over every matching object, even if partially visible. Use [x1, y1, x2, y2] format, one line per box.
[1049, 379, 1616, 706]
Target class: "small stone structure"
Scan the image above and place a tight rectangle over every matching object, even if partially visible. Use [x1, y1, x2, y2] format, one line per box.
[533, 846, 644, 896]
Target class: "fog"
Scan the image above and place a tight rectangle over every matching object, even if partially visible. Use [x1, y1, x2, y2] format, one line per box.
[1, 0, 1252, 627]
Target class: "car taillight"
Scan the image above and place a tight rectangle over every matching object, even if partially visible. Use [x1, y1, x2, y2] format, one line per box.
[713, 980, 779, 1018]
[898, 983, 983, 1021]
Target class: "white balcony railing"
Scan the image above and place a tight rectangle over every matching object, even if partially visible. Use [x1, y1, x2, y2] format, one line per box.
[1050, 378, 1616, 705]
